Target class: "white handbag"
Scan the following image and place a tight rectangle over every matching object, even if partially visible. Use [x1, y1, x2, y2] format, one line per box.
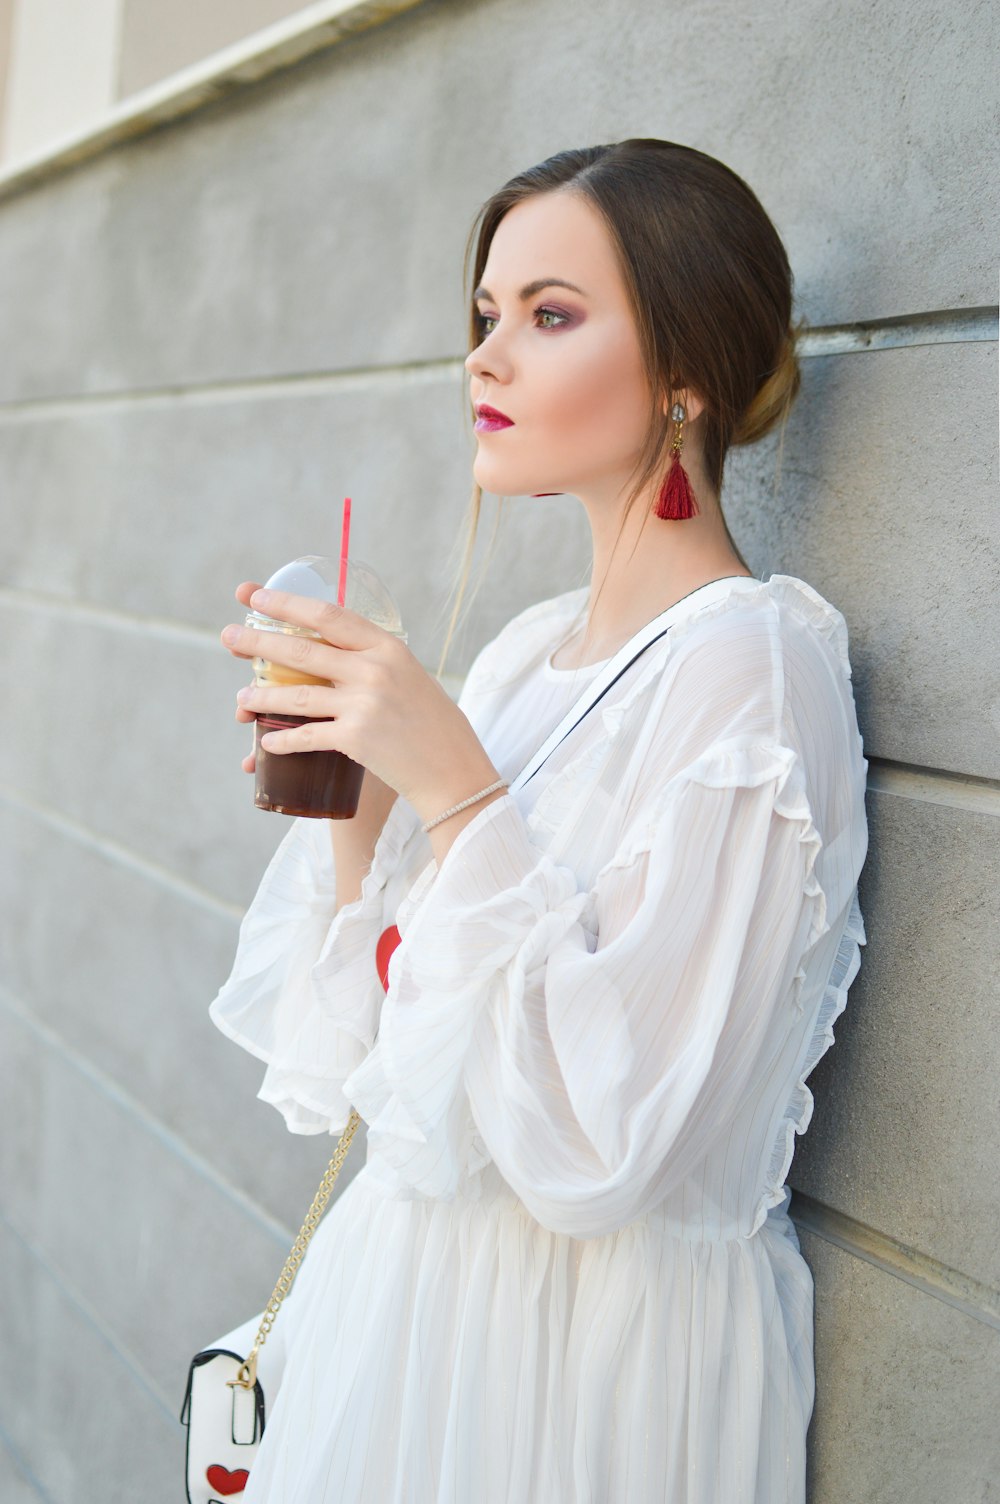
[179, 1111, 361, 1502]
[179, 576, 749, 1498]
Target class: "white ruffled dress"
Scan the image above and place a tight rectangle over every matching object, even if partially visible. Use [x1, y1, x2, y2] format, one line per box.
[209, 573, 869, 1504]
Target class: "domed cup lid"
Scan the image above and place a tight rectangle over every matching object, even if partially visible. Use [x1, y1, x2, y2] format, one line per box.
[245, 554, 406, 641]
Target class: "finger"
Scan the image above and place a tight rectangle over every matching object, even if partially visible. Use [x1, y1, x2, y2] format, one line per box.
[235, 580, 264, 607]
[242, 751, 256, 774]
[220, 624, 258, 662]
[257, 718, 344, 756]
[236, 682, 339, 718]
[221, 621, 350, 680]
[246, 589, 382, 650]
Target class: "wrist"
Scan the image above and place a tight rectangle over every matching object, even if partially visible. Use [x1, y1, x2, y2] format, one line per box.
[410, 759, 505, 831]
[423, 783, 508, 868]
[421, 777, 508, 832]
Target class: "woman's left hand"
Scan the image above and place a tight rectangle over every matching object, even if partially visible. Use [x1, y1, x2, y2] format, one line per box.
[221, 585, 504, 828]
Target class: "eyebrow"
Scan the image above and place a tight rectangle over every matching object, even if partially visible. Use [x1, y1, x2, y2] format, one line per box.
[472, 277, 588, 303]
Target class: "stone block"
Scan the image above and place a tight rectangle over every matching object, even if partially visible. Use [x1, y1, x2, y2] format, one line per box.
[0, 999, 360, 1416]
[0, 0, 994, 401]
[0, 805, 362, 1232]
[0, 596, 283, 910]
[0, 1442, 45, 1504]
[727, 338, 999, 779]
[798, 1228, 1000, 1504]
[790, 786, 1000, 1289]
[0, 1215, 181, 1504]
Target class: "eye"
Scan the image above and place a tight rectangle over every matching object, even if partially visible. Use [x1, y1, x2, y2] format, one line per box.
[535, 306, 570, 330]
[475, 310, 498, 337]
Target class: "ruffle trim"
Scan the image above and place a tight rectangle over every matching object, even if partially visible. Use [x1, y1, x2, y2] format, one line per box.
[523, 574, 853, 843]
[528, 740, 863, 1242]
[751, 892, 866, 1236]
[209, 797, 419, 1135]
[602, 734, 865, 1242]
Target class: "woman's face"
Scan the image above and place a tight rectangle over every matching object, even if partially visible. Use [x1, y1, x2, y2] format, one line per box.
[465, 190, 653, 501]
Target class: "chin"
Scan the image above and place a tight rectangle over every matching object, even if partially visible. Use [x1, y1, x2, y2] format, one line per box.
[473, 461, 560, 498]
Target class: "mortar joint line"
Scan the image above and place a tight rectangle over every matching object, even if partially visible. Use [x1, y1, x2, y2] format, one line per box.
[790, 1188, 1000, 1331]
[0, 1415, 56, 1504]
[0, 981, 297, 1249]
[0, 307, 995, 418]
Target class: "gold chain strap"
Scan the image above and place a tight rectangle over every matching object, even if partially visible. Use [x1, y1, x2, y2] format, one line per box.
[227, 1108, 363, 1392]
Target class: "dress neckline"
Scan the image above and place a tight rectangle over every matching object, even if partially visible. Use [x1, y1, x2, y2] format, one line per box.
[543, 642, 609, 678]
[542, 574, 759, 678]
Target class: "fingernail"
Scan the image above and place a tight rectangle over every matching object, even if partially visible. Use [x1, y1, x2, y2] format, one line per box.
[236, 687, 254, 703]
[250, 589, 271, 607]
[222, 626, 240, 645]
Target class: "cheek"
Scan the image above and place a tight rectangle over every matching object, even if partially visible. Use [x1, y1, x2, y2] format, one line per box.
[538, 330, 649, 457]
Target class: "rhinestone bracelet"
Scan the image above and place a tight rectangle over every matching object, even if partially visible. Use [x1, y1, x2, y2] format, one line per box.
[421, 778, 509, 833]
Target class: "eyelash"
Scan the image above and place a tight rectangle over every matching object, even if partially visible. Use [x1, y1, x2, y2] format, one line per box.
[475, 305, 570, 337]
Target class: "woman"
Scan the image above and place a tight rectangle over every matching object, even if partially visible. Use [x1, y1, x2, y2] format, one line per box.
[213, 139, 868, 1502]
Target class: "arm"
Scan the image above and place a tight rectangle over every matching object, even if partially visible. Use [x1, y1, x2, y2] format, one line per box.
[328, 770, 399, 913]
[345, 737, 830, 1236]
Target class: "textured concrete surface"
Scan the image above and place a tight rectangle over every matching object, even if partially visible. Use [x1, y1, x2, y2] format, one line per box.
[0, 808, 360, 1231]
[791, 786, 1000, 1289]
[0, 595, 284, 909]
[0, 0, 995, 404]
[0, 1215, 179, 1504]
[0, 997, 343, 1418]
[0, 1441, 45, 1504]
[726, 338, 1000, 780]
[800, 1227, 1000, 1504]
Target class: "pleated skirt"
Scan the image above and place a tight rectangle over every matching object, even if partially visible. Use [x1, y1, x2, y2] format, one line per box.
[242, 1159, 815, 1504]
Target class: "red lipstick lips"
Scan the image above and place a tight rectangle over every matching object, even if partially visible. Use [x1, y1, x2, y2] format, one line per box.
[475, 403, 514, 432]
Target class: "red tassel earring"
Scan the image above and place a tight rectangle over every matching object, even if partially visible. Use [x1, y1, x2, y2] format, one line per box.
[654, 402, 699, 520]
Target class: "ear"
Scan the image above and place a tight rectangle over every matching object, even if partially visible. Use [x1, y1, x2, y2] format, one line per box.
[661, 388, 706, 425]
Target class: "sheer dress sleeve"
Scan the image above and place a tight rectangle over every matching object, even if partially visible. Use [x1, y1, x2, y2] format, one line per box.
[344, 604, 866, 1239]
[208, 801, 416, 1135]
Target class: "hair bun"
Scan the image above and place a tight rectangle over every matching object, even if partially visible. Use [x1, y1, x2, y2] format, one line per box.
[732, 322, 803, 446]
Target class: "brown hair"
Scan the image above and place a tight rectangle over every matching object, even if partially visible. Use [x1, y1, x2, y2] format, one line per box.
[437, 139, 803, 673]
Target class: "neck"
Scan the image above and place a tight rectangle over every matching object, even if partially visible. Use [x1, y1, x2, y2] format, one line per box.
[566, 465, 752, 664]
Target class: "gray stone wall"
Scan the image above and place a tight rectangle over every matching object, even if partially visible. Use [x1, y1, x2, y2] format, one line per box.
[0, 0, 996, 1498]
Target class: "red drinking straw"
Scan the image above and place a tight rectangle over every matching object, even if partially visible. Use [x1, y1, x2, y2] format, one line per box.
[338, 496, 352, 607]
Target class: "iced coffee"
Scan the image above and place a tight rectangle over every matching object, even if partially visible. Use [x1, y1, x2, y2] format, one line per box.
[245, 554, 405, 819]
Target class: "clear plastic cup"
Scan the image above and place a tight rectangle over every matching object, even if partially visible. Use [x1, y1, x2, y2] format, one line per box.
[244, 554, 406, 819]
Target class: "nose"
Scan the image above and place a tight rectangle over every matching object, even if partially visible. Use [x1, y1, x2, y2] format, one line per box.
[465, 328, 511, 385]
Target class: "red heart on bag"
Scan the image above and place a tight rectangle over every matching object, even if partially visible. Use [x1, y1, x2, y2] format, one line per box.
[206, 1465, 250, 1495]
[376, 924, 401, 992]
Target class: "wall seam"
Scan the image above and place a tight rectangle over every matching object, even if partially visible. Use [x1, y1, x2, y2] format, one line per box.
[0, 1206, 188, 1425]
[790, 1189, 1000, 1332]
[0, 585, 221, 646]
[0, 789, 245, 923]
[0, 1421, 55, 1504]
[866, 758, 1000, 816]
[0, 981, 296, 1247]
[0, 310, 995, 419]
